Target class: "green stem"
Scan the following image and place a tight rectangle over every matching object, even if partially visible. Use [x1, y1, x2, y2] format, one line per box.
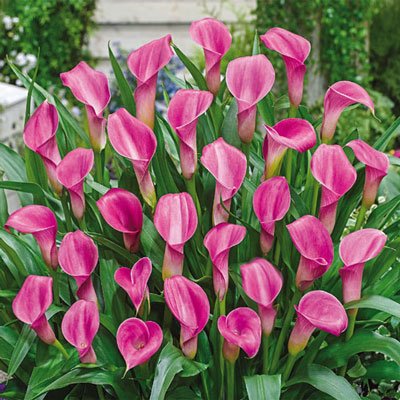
[53, 339, 69, 359]
[339, 309, 358, 376]
[219, 296, 226, 387]
[285, 150, 293, 185]
[60, 192, 73, 232]
[185, 175, 201, 220]
[79, 216, 88, 232]
[288, 104, 298, 118]
[94, 150, 103, 185]
[163, 305, 172, 331]
[96, 385, 106, 400]
[311, 180, 320, 216]
[273, 239, 281, 266]
[50, 268, 60, 305]
[226, 360, 235, 400]
[270, 289, 301, 373]
[262, 333, 270, 374]
[282, 353, 297, 382]
[354, 203, 368, 231]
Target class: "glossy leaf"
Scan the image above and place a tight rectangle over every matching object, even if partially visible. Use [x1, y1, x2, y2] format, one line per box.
[244, 374, 281, 400]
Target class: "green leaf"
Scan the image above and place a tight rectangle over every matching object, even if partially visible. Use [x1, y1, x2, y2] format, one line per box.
[364, 360, 400, 381]
[373, 116, 400, 152]
[258, 93, 275, 125]
[0, 181, 47, 205]
[244, 374, 281, 400]
[221, 100, 241, 148]
[345, 295, 400, 318]
[365, 195, 400, 229]
[286, 364, 360, 400]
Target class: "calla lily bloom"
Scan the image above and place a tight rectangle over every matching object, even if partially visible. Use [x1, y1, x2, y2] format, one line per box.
[167, 89, 213, 179]
[108, 108, 157, 209]
[339, 229, 387, 304]
[253, 177, 291, 254]
[226, 55, 275, 143]
[23, 100, 62, 194]
[288, 290, 348, 356]
[115, 257, 152, 314]
[240, 258, 283, 336]
[204, 223, 246, 301]
[57, 148, 94, 220]
[287, 215, 334, 291]
[5, 205, 58, 269]
[97, 188, 143, 253]
[261, 27, 311, 108]
[164, 275, 210, 359]
[347, 139, 389, 208]
[311, 144, 356, 233]
[320, 81, 374, 143]
[127, 35, 173, 129]
[58, 230, 98, 303]
[154, 193, 197, 279]
[60, 61, 110, 151]
[12, 275, 56, 344]
[61, 300, 99, 364]
[218, 307, 262, 362]
[117, 318, 163, 371]
[189, 18, 232, 95]
[201, 138, 247, 225]
[263, 118, 316, 179]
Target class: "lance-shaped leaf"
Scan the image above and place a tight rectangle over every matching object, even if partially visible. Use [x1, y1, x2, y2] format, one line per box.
[97, 188, 143, 253]
[226, 55, 275, 143]
[201, 138, 247, 225]
[154, 193, 197, 279]
[167, 89, 213, 179]
[287, 215, 334, 291]
[164, 275, 210, 359]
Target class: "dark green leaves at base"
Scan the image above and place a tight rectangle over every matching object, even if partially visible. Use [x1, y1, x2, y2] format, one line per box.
[245, 374, 281, 400]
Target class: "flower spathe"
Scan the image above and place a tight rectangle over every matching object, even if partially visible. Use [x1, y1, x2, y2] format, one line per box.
[23, 100, 62, 194]
[253, 176, 291, 254]
[117, 318, 163, 371]
[97, 188, 143, 253]
[287, 215, 334, 291]
[56, 148, 94, 220]
[114, 257, 152, 314]
[204, 223, 246, 301]
[226, 54, 275, 143]
[288, 290, 348, 355]
[12, 275, 56, 344]
[61, 300, 99, 364]
[164, 275, 210, 359]
[347, 139, 389, 208]
[108, 108, 157, 209]
[189, 18, 231, 95]
[60, 61, 110, 151]
[240, 258, 283, 336]
[263, 118, 316, 179]
[5, 205, 58, 269]
[339, 229, 387, 304]
[218, 307, 262, 362]
[127, 35, 173, 129]
[310, 144, 357, 233]
[320, 81, 374, 143]
[154, 193, 198, 279]
[201, 138, 247, 225]
[58, 230, 98, 303]
[260, 27, 311, 108]
[167, 89, 213, 179]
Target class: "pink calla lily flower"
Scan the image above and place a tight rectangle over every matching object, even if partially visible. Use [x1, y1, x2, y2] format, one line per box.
[117, 318, 163, 372]
[57, 148, 94, 220]
[226, 55, 275, 143]
[201, 138, 247, 225]
[58, 230, 98, 303]
[114, 257, 152, 314]
[253, 177, 291, 254]
[218, 307, 262, 362]
[127, 35, 173, 129]
[261, 27, 311, 108]
[23, 100, 62, 194]
[311, 144, 357, 233]
[97, 188, 143, 253]
[287, 215, 334, 291]
[320, 81, 374, 143]
[347, 139, 389, 208]
[108, 108, 157, 209]
[12, 275, 56, 344]
[164, 275, 210, 359]
[5, 205, 58, 269]
[263, 118, 316, 179]
[60, 61, 110, 151]
[154, 193, 198, 279]
[61, 300, 99, 364]
[339, 229, 387, 304]
[288, 290, 348, 355]
[189, 18, 232, 95]
[167, 89, 213, 179]
[204, 223, 246, 301]
[240, 258, 283, 336]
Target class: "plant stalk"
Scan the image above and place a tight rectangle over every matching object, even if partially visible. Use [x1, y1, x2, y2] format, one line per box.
[262, 333, 270, 374]
[185, 175, 201, 220]
[53, 339, 69, 359]
[226, 360, 235, 400]
[354, 203, 368, 231]
[282, 353, 296, 382]
[339, 308, 358, 376]
[94, 150, 103, 185]
[311, 180, 320, 216]
[60, 191, 73, 232]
